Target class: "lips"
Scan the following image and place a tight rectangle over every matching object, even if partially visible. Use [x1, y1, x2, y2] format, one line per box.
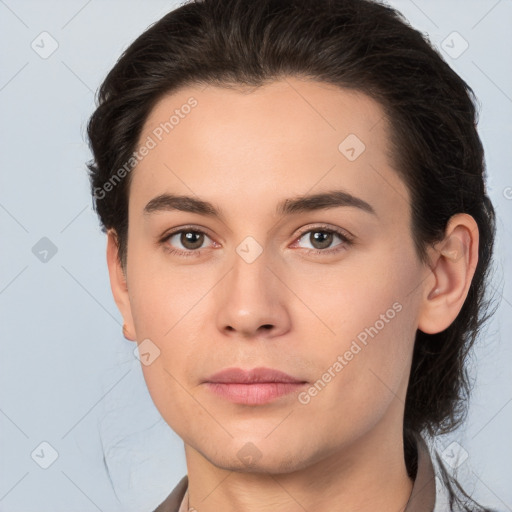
[204, 366, 306, 384]
[203, 367, 307, 405]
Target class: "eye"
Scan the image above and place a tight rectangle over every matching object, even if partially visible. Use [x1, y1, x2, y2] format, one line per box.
[292, 225, 353, 255]
[159, 224, 353, 258]
[160, 227, 215, 257]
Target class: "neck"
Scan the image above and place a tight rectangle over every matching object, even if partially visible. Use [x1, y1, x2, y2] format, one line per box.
[184, 418, 414, 512]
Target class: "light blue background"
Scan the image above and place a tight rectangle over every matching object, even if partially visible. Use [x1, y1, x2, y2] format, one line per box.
[1, 1, 511, 510]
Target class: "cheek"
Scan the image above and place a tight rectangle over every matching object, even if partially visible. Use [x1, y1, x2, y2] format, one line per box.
[291, 246, 421, 412]
[126, 250, 207, 339]
[288, 241, 421, 345]
[124, 257, 214, 424]
[290, 306, 416, 452]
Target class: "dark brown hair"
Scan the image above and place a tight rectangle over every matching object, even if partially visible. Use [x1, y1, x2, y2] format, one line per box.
[86, 0, 497, 506]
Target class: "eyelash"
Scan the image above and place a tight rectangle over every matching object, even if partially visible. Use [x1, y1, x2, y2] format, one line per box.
[159, 224, 354, 258]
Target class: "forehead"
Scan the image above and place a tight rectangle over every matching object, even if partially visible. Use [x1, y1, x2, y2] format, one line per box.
[129, 78, 409, 221]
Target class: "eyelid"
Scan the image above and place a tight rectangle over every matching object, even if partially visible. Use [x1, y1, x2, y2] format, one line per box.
[293, 223, 354, 242]
[159, 224, 215, 242]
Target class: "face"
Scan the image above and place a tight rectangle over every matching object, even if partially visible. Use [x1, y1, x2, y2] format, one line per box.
[115, 78, 430, 473]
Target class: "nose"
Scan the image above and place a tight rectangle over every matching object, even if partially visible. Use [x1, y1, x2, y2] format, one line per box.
[215, 248, 292, 339]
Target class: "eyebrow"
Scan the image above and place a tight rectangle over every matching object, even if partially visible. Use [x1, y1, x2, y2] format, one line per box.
[143, 189, 376, 219]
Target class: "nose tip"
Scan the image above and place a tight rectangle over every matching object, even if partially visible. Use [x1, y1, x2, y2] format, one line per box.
[215, 251, 292, 339]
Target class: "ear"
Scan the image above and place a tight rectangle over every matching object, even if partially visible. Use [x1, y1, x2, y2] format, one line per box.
[106, 229, 136, 341]
[417, 213, 479, 334]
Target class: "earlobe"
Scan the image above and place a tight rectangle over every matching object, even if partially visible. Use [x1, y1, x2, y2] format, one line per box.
[122, 323, 136, 341]
[106, 229, 136, 341]
[418, 214, 479, 335]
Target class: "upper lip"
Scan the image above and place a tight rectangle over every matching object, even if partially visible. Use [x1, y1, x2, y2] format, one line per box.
[204, 367, 306, 384]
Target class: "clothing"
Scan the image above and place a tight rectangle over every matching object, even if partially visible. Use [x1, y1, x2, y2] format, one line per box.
[152, 435, 482, 512]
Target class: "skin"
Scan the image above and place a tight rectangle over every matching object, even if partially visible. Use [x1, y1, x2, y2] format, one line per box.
[106, 77, 479, 512]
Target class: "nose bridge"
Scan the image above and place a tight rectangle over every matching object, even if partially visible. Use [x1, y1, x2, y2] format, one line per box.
[229, 240, 276, 309]
[215, 238, 290, 336]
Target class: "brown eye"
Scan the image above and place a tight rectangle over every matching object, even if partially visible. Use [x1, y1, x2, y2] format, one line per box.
[178, 231, 205, 250]
[295, 227, 350, 253]
[309, 231, 334, 250]
[161, 228, 213, 256]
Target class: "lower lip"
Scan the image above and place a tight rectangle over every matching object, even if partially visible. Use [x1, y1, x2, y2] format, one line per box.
[204, 382, 306, 405]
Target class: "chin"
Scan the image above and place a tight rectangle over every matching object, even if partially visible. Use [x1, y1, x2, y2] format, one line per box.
[198, 440, 315, 475]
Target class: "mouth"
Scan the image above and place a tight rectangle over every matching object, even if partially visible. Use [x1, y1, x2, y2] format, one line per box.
[203, 367, 308, 405]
